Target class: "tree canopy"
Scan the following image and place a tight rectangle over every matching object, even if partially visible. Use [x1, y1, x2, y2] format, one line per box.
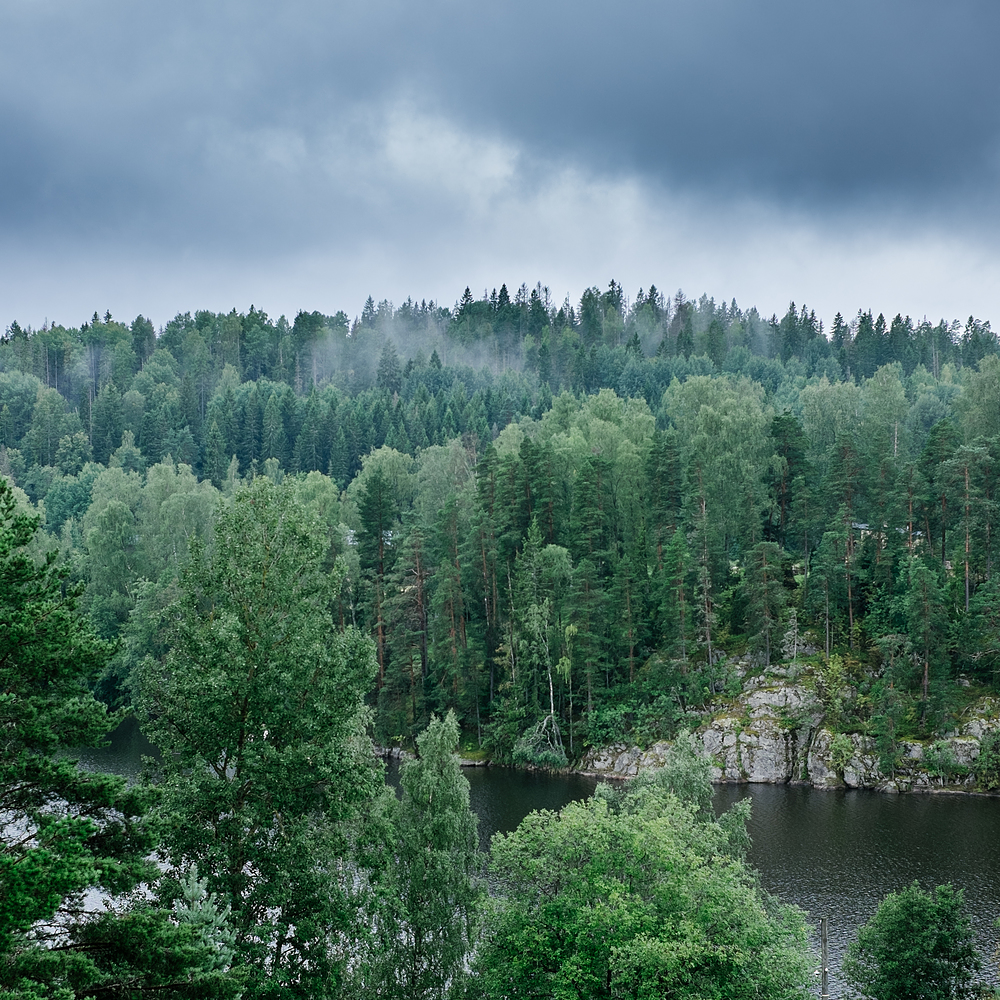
[0, 477, 241, 999]
[475, 739, 810, 1000]
[843, 882, 981, 1000]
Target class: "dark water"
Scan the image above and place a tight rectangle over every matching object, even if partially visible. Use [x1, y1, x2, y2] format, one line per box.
[464, 765, 599, 847]
[375, 766, 1000, 995]
[74, 715, 159, 781]
[84, 721, 1000, 996]
[388, 761, 600, 851]
[714, 782, 1000, 995]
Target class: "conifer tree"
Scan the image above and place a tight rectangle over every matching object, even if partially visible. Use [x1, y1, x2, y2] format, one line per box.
[203, 418, 227, 487]
[0, 477, 241, 997]
[744, 541, 787, 666]
[376, 341, 403, 395]
[357, 712, 481, 999]
[358, 466, 401, 687]
[905, 556, 949, 717]
[91, 382, 124, 465]
[261, 391, 284, 464]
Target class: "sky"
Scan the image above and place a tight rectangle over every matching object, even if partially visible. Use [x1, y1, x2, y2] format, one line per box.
[2, 0, 1000, 331]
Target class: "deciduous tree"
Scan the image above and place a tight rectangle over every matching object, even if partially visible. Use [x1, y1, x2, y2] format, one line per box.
[843, 882, 980, 1000]
[134, 477, 381, 998]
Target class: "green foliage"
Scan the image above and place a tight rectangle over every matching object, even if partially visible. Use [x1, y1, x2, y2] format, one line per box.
[974, 730, 1000, 790]
[815, 653, 849, 727]
[843, 882, 980, 1000]
[474, 755, 810, 1000]
[829, 732, 854, 776]
[54, 431, 92, 475]
[133, 476, 381, 998]
[8, 287, 1000, 995]
[631, 730, 714, 817]
[4, 288, 1000, 778]
[512, 718, 569, 769]
[355, 712, 481, 999]
[923, 740, 967, 785]
[0, 475, 118, 946]
[0, 475, 241, 998]
[171, 865, 237, 971]
[743, 541, 787, 665]
[872, 680, 910, 777]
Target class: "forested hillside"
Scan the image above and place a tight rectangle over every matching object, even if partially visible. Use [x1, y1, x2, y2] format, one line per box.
[3, 284, 1000, 766]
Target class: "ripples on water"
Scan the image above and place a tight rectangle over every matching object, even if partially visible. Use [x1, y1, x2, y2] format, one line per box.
[714, 783, 1000, 995]
[74, 716, 159, 782]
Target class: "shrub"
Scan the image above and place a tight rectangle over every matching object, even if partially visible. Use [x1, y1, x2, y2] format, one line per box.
[844, 882, 980, 1000]
[975, 730, 1000, 791]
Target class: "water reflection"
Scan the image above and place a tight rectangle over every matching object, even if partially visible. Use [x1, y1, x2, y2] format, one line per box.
[462, 765, 598, 850]
[385, 759, 598, 850]
[74, 715, 159, 782]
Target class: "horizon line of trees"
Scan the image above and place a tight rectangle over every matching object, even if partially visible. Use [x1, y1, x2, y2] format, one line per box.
[3, 281, 995, 402]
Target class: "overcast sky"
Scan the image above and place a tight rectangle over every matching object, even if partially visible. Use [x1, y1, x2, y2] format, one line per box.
[3, 0, 1000, 330]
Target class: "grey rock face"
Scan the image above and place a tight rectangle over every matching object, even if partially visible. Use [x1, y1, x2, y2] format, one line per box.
[577, 664, 1000, 793]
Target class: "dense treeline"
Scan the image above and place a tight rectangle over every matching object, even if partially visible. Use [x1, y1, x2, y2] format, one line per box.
[2, 285, 1000, 769]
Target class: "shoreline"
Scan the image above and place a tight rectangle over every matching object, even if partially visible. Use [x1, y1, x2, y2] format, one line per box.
[377, 746, 1000, 797]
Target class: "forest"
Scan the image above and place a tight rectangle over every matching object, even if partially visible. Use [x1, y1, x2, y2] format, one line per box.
[2, 285, 1000, 766]
[3, 282, 1000, 996]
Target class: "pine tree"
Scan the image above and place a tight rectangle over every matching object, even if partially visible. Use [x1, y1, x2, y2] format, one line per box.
[328, 424, 349, 486]
[744, 541, 787, 666]
[661, 527, 692, 660]
[91, 383, 124, 465]
[238, 385, 261, 469]
[0, 478, 242, 997]
[381, 522, 431, 743]
[852, 310, 879, 379]
[358, 467, 401, 687]
[765, 410, 810, 550]
[204, 418, 227, 487]
[918, 419, 960, 565]
[905, 556, 948, 718]
[293, 391, 323, 472]
[261, 391, 284, 464]
[428, 495, 469, 714]
[376, 341, 403, 395]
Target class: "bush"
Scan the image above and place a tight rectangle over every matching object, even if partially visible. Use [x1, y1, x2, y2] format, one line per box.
[829, 732, 854, 776]
[511, 718, 568, 769]
[923, 740, 968, 785]
[844, 882, 980, 1000]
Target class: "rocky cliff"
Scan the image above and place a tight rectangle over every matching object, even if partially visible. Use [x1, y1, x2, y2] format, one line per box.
[578, 661, 1000, 793]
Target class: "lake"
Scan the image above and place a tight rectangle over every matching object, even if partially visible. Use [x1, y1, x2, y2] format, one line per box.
[82, 720, 1000, 996]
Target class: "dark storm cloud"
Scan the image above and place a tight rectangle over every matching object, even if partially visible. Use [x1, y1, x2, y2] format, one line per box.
[2, 0, 999, 255]
[441, 1, 1000, 206]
